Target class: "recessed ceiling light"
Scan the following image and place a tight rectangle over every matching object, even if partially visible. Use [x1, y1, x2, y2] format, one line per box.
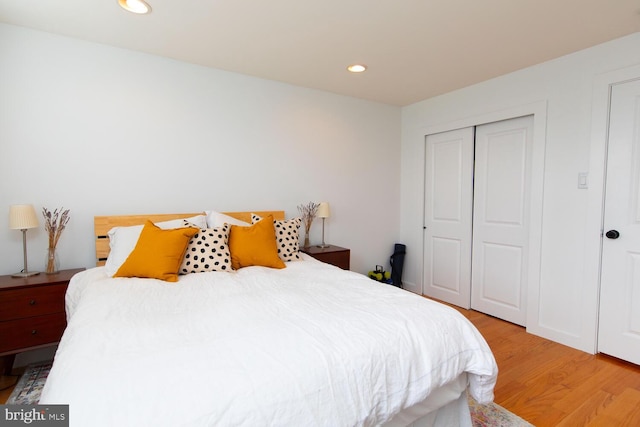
[347, 64, 367, 73]
[118, 0, 152, 14]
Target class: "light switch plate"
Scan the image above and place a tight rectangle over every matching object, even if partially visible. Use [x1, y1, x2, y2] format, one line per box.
[578, 172, 588, 189]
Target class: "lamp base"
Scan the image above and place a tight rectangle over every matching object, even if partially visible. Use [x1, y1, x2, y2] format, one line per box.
[11, 271, 40, 278]
[316, 244, 331, 248]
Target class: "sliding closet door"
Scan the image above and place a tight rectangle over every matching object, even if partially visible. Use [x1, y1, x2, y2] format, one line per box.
[423, 128, 474, 308]
[471, 116, 533, 326]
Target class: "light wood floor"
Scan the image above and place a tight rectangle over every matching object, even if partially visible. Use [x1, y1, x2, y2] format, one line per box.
[0, 367, 25, 404]
[448, 303, 640, 426]
[3, 307, 640, 426]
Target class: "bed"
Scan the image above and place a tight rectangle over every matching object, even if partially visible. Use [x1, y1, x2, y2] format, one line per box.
[39, 211, 498, 427]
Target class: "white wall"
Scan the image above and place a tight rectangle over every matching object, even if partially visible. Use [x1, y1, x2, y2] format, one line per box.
[7, 22, 639, 359]
[0, 23, 402, 277]
[400, 32, 640, 353]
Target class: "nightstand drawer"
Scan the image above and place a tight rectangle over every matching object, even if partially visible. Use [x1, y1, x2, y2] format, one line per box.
[301, 245, 350, 270]
[0, 284, 67, 321]
[311, 251, 350, 269]
[0, 312, 67, 353]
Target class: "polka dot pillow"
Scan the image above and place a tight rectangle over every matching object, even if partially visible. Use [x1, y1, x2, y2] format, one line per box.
[179, 222, 232, 274]
[251, 214, 302, 262]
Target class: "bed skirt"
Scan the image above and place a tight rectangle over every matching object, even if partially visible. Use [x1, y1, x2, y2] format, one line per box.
[383, 374, 471, 427]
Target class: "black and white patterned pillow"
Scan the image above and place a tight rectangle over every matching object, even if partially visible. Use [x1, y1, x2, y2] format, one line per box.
[251, 214, 302, 262]
[179, 222, 232, 274]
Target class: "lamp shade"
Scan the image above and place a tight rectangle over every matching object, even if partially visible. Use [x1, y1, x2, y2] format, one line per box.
[317, 202, 330, 218]
[9, 204, 39, 230]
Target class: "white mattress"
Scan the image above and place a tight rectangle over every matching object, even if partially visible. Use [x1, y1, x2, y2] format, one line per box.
[40, 255, 497, 426]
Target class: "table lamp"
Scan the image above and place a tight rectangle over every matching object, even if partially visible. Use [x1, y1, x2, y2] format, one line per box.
[317, 202, 330, 248]
[9, 204, 40, 277]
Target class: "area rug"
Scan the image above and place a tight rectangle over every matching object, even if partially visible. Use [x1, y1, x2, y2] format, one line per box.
[468, 394, 534, 427]
[5, 361, 52, 405]
[8, 362, 533, 426]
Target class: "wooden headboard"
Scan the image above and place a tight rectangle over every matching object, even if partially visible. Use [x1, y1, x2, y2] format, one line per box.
[94, 211, 285, 266]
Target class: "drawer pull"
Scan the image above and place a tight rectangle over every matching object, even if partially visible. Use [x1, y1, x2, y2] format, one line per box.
[31, 329, 37, 335]
[29, 299, 36, 306]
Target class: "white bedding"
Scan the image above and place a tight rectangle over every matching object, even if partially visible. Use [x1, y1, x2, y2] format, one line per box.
[40, 255, 497, 427]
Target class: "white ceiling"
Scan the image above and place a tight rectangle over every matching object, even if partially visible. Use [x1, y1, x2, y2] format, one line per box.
[1, 1, 639, 106]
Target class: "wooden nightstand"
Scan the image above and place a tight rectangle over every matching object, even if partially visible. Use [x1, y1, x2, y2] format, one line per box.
[0, 268, 84, 374]
[300, 245, 350, 270]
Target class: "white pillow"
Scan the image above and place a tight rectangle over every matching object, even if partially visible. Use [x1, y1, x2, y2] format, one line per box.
[104, 214, 207, 277]
[205, 210, 250, 228]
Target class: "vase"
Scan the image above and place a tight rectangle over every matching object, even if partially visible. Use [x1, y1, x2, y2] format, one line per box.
[45, 247, 60, 274]
[303, 221, 313, 248]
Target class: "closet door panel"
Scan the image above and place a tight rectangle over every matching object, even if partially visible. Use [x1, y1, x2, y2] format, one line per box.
[471, 116, 533, 326]
[423, 128, 474, 307]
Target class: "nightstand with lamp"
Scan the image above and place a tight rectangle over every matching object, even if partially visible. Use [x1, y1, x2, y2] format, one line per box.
[1, 204, 84, 378]
[300, 202, 351, 270]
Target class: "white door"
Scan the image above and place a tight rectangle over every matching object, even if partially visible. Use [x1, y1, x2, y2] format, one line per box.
[598, 79, 640, 365]
[423, 128, 474, 308]
[471, 117, 533, 326]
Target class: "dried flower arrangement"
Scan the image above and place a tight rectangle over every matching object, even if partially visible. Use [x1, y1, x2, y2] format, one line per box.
[297, 202, 320, 248]
[43, 207, 70, 274]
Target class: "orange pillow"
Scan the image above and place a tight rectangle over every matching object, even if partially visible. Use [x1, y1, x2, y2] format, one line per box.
[114, 221, 199, 282]
[228, 215, 286, 270]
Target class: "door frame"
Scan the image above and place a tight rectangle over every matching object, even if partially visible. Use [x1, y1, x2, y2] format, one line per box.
[421, 101, 547, 332]
[587, 64, 640, 354]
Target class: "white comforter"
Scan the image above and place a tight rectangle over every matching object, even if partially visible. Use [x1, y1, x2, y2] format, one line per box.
[40, 255, 497, 427]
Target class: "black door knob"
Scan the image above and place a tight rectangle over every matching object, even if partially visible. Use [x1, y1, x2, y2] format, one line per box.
[606, 230, 620, 239]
